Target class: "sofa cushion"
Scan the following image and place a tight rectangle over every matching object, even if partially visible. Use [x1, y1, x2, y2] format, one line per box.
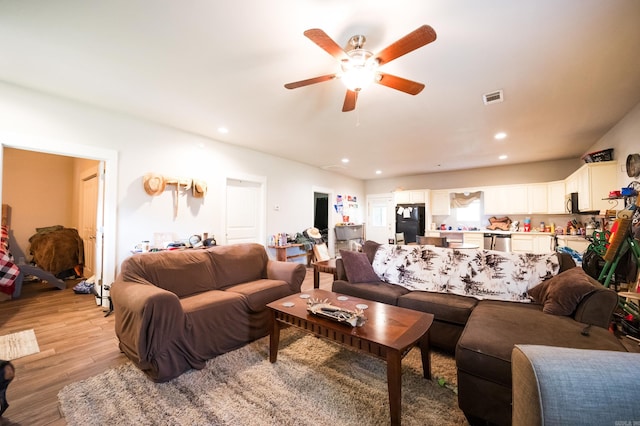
[371, 245, 452, 292]
[528, 267, 598, 315]
[119, 249, 217, 298]
[447, 251, 560, 302]
[362, 240, 381, 263]
[372, 244, 560, 301]
[225, 279, 292, 312]
[332, 280, 409, 306]
[208, 243, 268, 288]
[456, 300, 626, 389]
[340, 250, 380, 283]
[398, 291, 478, 325]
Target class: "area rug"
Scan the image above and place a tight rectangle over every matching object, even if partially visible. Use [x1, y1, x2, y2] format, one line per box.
[59, 329, 466, 425]
[0, 329, 40, 360]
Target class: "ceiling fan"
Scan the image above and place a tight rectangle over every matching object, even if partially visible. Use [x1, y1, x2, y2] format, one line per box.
[284, 25, 437, 112]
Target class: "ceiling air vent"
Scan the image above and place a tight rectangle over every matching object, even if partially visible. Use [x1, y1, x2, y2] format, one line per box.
[483, 90, 504, 105]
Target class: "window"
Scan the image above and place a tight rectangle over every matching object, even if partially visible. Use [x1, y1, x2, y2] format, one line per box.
[455, 199, 481, 223]
[451, 191, 483, 226]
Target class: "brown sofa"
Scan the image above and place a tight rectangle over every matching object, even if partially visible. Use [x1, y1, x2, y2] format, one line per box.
[111, 243, 306, 382]
[332, 241, 626, 426]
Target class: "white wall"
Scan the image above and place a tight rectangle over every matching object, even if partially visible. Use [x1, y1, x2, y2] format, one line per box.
[2, 149, 75, 260]
[0, 82, 364, 273]
[584, 101, 640, 189]
[365, 158, 582, 195]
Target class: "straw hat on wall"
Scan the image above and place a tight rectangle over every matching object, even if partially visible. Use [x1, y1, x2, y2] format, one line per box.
[192, 179, 208, 198]
[143, 173, 166, 196]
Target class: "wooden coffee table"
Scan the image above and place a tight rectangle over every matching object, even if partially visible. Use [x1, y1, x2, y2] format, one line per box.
[267, 289, 434, 426]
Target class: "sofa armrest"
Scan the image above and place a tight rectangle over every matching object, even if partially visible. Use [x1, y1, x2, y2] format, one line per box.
[111, 280, 184, 364]
[266, 260, 306, 293]
[573, 287, 618, 328]
[512, 345, 639, 426]
[335, 258, 347, 281]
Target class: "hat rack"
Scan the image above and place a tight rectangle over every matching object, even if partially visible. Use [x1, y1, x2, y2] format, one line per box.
[142, 173, 208, 217]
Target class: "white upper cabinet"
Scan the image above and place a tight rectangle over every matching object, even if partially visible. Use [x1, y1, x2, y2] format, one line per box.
[484, 185, 528, 215]
[394, 190, 427, 204]
[527, 183, 548, 214]
[547, 180, 566, 214]
[430, 190, 451, 215]
[566, 162, 617, 212]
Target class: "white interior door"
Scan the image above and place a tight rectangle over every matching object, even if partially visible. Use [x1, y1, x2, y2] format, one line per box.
[366, 194, 395, 244]
[225, 177, 265, 245]
[80, 167, 99, 278]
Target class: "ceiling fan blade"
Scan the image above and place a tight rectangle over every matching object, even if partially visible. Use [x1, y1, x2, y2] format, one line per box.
[376, 72, 425, 95]
[284, 74, 337, 89]
[303, 29, 349, 61]
[374, 25, 437, 66]
[342, 90, 358, 112]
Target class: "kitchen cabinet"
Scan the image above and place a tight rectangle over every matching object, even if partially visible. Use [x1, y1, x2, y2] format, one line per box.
[556, 236, 591, 254]
[430, 190, 450, 215]
[547, 180, 566, 214]
[527, 184, 548, 214]
[511, 234, 554, 254]
[572, 162, 617, 213]
[394, 190, 426, 205]
[484, 185, 528, 215]
[463, 232, 484, 249]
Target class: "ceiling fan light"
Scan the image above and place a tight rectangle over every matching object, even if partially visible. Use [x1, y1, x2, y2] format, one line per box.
[340, 49, 377, 91]
[341, 67, 376, 91]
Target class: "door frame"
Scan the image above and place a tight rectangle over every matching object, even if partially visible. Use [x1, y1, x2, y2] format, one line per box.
[0, 138, 118, 308]
[312, 185, 335, 256]
[223, 173, 266, 246]
[79, 163, 101, 280]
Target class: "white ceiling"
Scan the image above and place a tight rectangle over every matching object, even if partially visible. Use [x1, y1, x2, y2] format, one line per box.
[1, 1, 639, 180]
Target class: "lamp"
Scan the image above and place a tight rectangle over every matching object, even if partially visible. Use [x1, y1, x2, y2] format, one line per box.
[340, 35, 379, 92]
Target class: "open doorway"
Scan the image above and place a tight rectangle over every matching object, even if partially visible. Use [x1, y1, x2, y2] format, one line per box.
[313, 192, 329, 243]
[0, 140, 118, 308]
[2, 148, 100, 297]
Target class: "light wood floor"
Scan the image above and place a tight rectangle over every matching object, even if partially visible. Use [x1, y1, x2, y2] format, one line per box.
[0, 267, 333, 426]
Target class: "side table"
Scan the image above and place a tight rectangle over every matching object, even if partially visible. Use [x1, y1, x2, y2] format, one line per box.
[313, 258, 337, 289]
[268, 244, 312, 264]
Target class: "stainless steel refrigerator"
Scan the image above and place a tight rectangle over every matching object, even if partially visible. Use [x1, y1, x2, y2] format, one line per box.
[395, 204, 426, 244]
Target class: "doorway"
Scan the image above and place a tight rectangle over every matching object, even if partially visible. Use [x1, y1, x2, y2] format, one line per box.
[313, 192, 329, 242]
[0, 140, 118, 308]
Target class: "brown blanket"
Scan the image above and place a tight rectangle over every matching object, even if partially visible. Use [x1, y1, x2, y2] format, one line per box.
[29, 227, 84, 276]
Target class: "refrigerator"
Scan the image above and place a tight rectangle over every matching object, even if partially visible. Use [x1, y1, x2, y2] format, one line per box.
[395, 204, 426, 244]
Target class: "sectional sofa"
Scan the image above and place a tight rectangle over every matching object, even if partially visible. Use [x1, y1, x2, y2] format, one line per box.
[332, 240, 626, 425]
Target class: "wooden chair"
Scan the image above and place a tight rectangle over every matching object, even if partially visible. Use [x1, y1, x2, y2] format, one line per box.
[312, 243, 331, 262]
[417, 236, 447, 247]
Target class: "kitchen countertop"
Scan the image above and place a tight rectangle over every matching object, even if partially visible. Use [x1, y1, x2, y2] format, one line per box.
[437, 229, 554, 236]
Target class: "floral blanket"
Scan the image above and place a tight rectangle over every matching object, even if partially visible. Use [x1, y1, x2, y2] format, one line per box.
[372, 244, 559, 302]
[0, 225, 20, 296]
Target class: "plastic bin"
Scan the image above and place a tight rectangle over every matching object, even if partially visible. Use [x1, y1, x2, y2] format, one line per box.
[335, 224, 364, 241]
[582, 148, 613, 163]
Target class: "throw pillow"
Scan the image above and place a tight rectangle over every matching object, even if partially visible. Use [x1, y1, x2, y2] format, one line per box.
[340, 250, 380, 283]
[528, 267, 597, 316]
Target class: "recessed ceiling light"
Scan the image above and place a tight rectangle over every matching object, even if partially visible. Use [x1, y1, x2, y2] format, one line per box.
[494, 132, 507, 140]
[218, 127, 229, 134]
[375, 170, 382, 175]
[341, 158, 349, 163]
[499, 155, 508, 160]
